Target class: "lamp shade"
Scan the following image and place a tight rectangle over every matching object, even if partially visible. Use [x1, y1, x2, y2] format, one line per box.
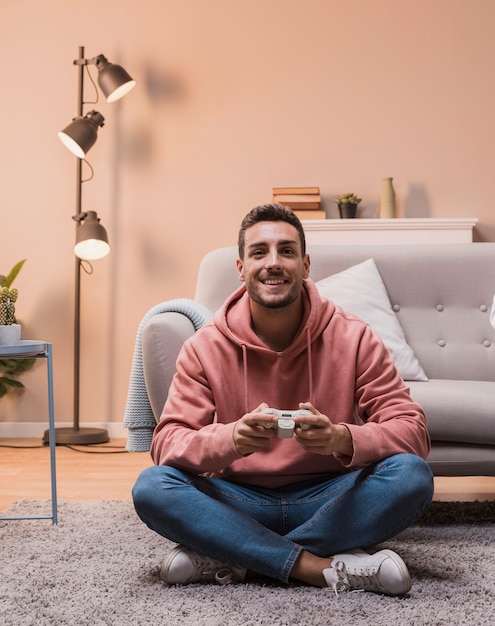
[58, 111, 105, 158]
[95, 55, 136, 103]
[74, 211, 110, 260]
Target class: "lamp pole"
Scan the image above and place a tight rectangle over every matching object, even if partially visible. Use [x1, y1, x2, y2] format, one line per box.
[73, 46, 84, 435]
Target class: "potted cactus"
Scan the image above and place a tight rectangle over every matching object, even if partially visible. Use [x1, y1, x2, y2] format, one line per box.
[335, 193, 362, 218]
[0, 259, 26, 346]
[0, 259, 35, 397]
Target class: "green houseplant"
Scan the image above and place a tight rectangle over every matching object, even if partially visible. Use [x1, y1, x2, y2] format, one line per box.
[0, 259, 25, 341]
[0, 259, 34, 397]
[335, 193, 362, 219]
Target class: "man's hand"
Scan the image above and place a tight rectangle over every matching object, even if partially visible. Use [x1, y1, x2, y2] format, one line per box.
[294, 402, 354, 458]
[233, 403, 277, 456]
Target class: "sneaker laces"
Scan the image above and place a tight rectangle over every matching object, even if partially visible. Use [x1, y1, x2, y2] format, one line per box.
[326, 560, 380, 596]
[214, 568, 236, 584]
[325, 561, 351, 597]
[188, 553, 243, 585]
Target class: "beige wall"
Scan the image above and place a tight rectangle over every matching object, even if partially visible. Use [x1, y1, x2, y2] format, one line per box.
[1, 0, 494, 434]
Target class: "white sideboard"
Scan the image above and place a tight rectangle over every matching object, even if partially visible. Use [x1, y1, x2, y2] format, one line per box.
[301, 218, 478, 245]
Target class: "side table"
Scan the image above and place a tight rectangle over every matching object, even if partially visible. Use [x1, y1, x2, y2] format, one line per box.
[0, 341, 57, 524]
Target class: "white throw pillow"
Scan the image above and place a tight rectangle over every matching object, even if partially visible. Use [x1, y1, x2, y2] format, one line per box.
[316, 259, 428, 381]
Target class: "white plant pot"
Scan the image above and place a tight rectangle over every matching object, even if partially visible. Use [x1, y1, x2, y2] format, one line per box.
[0, 323, 21, 346]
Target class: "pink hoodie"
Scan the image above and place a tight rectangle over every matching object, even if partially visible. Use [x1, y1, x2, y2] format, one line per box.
[151, 279, 430, 488]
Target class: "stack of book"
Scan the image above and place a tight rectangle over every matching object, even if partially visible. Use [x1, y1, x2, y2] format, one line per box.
[272, 187, 325, 219]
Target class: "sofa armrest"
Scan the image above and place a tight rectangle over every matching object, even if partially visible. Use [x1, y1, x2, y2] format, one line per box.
[142, 312, 196, 421]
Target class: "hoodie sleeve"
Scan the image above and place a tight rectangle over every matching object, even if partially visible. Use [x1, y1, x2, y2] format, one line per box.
[334, 324, 431, 469]
[150, 339, 244, 472]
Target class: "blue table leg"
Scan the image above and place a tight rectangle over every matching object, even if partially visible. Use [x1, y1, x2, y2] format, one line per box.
[46, 343, 58, 524]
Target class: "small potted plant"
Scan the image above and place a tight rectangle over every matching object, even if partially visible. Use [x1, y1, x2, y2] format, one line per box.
[0, 259, 26, 346]
[0, 259, 35, 397]
[335, 193, 362, 219]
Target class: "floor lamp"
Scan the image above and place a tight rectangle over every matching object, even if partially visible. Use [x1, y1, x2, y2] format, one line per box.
[43, 46, 135, 445]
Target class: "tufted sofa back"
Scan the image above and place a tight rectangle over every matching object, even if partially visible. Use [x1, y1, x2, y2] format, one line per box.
[194, 243, 495, 382]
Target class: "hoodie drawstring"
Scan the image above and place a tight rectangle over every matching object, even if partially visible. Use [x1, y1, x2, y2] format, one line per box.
[241, 344, 249, 413]
[306, 327, 314, 402]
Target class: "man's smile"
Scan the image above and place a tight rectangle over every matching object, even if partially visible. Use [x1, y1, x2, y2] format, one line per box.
[262, 278, 287, 285]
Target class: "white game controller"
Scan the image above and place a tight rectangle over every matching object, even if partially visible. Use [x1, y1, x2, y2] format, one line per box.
[260, 408, 312, 438]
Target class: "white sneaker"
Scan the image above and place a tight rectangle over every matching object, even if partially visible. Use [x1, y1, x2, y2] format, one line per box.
[160, 545, 246, 585]
[323, 549, 411, 596]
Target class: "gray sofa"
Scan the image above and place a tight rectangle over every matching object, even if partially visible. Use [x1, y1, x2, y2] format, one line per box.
[139, 242, 495, 476]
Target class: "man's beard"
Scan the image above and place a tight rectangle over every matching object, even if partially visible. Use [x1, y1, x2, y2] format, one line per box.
[248, 280, 301, 309]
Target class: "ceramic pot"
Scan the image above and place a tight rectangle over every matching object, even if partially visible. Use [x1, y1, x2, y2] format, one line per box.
[338, 203, 358, 218]
[379, 177, 396, 218]
[0, 323, 21, 346]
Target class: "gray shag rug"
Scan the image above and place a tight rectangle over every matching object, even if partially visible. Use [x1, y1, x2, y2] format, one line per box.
[1, 499, 494, 626]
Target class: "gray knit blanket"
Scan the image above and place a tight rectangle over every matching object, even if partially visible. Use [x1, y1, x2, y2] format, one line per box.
[123, 299, 213, 452]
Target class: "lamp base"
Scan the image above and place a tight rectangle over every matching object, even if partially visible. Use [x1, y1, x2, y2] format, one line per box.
[43, 427, 109, 445]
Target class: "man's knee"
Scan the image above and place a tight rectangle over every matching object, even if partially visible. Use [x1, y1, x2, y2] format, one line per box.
[132, 465, 187, 511]
[132, 466, 157, 513]
[389, 453, 434, 499]
[132, 465, 173, 512]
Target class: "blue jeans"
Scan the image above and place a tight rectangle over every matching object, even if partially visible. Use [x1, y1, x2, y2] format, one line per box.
[132, 453, 434, 583]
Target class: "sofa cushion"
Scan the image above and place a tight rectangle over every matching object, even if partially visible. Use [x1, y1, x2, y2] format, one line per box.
[426, 443, 495, 476]
[408, 379, 495, 445]
[315, 259, 428, 382]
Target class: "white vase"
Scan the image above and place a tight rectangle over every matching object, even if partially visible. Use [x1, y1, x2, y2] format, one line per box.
[379, 177, 396, 218]
[0, 323, 21, 346]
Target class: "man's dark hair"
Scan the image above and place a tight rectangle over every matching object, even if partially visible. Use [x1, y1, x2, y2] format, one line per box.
[238, 203, 306, 258]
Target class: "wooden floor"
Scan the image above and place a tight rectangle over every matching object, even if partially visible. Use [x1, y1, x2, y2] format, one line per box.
[1, 438, 494, 512]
